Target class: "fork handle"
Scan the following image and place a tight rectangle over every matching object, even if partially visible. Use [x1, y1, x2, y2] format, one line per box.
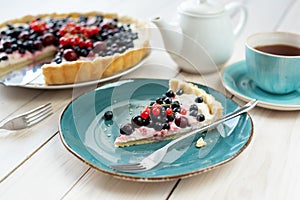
[164, 99, 258, 149]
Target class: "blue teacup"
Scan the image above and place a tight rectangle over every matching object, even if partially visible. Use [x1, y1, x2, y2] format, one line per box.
[245, 32, 300, 94]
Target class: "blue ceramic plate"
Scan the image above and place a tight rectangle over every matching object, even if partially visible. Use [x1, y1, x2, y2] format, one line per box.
[222, 61, 300, 111]
[59, 79, 253, 182]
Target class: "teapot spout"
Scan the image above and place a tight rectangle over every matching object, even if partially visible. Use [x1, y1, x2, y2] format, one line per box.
[151, 16, 182, 55]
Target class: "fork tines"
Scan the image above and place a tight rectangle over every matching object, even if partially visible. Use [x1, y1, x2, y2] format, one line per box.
[25, 103, 53, 126]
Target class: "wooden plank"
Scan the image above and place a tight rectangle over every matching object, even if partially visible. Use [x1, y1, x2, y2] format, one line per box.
[0, 135, 89, 199]
[63, 169, 177, 200]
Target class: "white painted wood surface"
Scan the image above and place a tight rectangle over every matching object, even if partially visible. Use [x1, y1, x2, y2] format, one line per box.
[0, 0, 300, 199]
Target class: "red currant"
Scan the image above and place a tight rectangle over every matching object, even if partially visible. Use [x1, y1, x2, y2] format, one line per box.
[85, 40, 93, 48]
[59, 37, 69, 46]
[180, 108, 187, 115]
[59, 29, 67, 36]
[140, 107, 150, 119]
[166, 108, 173, 116]
[151, 106, 161, 116]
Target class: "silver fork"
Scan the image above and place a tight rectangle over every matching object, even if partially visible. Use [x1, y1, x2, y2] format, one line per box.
[110, 99, 258, 173]
[0, 103, 53, 130]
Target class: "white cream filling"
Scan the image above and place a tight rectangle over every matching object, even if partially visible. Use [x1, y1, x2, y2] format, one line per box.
[0, 46, 56, 69]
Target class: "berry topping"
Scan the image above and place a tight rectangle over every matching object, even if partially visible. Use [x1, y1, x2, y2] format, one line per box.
[42, 33, 56, 46]
[174, 115, 189, 128]
[120, 123, 133, 135]
[151, 106, 161, 116]
[196, 114, 205, 122]
[153, 121, 163, 131]
[166, 107, 173, 116]
[189, 104, 198, 112]
[189, 110, 198, 117]
[0, 55, 8, 61]
[155, 97, 164, 104]
[162, 123, 170, 130]
[131, 115, 144, 128]
[163, 97, 172, 104]
[63, 49, 78, 61]
[0, 14, 140, 63]
[103, 110, 113, 120]
[176, 88, 184, 95]
[195, 96, 203, 103]
[140, 107, 150, 119]
[166, 89, 175, 98]
[180, 108, 187, 115]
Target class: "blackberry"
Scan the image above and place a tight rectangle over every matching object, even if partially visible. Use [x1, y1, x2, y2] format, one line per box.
[195, 96, 203, 103]
[165, 89, 175, 98]
[196, 114, 205, 122]
[0, 55, 8, 61]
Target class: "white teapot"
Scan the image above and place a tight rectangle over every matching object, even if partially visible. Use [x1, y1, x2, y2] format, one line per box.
[151, 0, 247, 73]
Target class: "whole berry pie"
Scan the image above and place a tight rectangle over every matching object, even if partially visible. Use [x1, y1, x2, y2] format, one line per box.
[114, 79, 223, 147]
[0, 12, 150, 85]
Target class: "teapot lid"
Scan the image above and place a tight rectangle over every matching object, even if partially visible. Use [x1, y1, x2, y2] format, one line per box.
[178, 0, 224, 17]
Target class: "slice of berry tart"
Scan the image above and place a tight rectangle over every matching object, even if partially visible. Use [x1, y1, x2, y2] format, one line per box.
[114, 79, 223, 147]
[0, 12, 150, 85]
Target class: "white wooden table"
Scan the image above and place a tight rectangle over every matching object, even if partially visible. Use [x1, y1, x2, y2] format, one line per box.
[0, 0, 300, 199]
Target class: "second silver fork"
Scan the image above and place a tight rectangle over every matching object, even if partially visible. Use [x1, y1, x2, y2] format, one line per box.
[0, 103, 53, 131]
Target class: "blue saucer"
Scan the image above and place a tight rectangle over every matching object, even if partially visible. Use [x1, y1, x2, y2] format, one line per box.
[222, 61, 300, 110]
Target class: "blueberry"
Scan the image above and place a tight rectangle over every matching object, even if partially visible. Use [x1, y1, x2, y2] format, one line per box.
[189, 110, 198, 117]
[176, 88, 184, 95]
[5, 48, 13, 54]
[80, 49, 89, 57]
[120, 123, 133, 135]
[189, 104, 198, 112]
[53, 57, 62, 64]
[103, 111, 113, 120]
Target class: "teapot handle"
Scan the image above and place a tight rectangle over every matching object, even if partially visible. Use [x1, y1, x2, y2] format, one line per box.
[225, 2, 248, 37]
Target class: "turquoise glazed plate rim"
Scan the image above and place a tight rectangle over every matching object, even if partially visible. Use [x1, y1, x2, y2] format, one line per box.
[222, 61, 300, 111]
[59, 79, 253, 182]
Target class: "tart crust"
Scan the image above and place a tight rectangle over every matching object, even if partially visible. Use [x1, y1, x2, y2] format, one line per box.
[0, 12, 150, 85]
[114, 79, 223, 147]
